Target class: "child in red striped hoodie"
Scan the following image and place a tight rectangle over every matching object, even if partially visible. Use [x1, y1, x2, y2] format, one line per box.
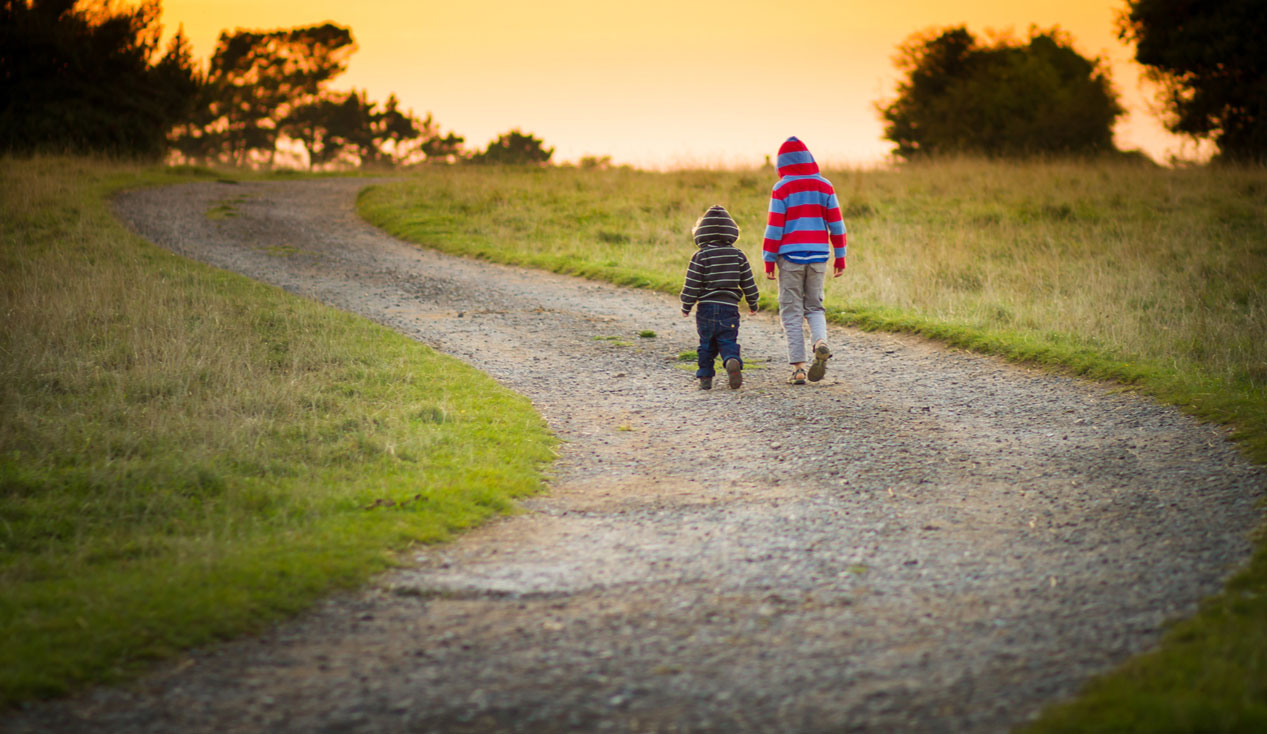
[762, 137, 847, 385]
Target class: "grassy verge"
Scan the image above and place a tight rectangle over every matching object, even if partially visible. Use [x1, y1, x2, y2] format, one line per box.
[1026, 538, 1267, 731]
[0, 156, 555, 707]
[358, 160, 1267, 731]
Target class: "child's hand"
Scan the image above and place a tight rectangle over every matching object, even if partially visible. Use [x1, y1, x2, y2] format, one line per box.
[681, 310, 690, 318]
[765, 270, 776, 280]
[749, 309, 758, 316]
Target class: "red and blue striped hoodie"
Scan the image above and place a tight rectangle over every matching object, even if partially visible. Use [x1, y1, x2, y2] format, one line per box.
[762, 137, 846, 274]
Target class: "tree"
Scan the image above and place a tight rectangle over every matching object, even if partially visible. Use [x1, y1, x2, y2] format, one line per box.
[416, 117, 465, 163]
[0, 0, 200, 157]
[281, 91, 464, 168]
[468, 129, 553, 165]
[181, 23, 355, 164]
[375, 100, 466, 165]
[168, 72, 228, 164]
[879, 26, 1123, 159]
[175, 23, 461, 168]
[278, 96, 348, 168]
[1119, 0, 1267, 161]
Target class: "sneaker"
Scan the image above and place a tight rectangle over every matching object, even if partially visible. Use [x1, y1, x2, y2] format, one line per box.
[724, 358, 743, 389]
[699, 377, 713, 390]
[788, 367, 807, 385]
[807, 341, 832, 382]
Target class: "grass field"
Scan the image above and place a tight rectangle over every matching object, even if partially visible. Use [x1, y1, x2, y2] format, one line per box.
[0, 156, 555, 706]
[359, 159, 1267, 732]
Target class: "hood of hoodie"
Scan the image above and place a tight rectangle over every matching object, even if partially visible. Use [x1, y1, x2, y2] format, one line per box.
[776, 136, 820, 178]
[692, 204, 740, 248]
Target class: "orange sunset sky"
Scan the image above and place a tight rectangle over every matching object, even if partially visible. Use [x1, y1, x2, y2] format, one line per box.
[159, 0, 1205, 167]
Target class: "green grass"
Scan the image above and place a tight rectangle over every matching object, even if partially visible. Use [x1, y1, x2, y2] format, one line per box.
[0, 156, 555, 707]
[358, 160, 1267, 731]
[1024, 538, 1267, 732]
[204, 193, 250, 220]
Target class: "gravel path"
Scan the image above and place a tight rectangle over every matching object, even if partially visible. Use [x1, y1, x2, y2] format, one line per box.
[9, 178, 1263, 733]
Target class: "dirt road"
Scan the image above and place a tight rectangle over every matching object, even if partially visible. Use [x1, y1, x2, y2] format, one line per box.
[8, 178, 1262, 732]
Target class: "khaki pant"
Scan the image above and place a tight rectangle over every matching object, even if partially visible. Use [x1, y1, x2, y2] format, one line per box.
[777, 258, 828, 364]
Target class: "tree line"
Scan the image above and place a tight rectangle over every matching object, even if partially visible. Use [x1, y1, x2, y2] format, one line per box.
[2, 0, 1262, 164]
[1, 0, 553, 166]
[167, 21, 475, 167]
[1, 0, 198, 157]
[880, 0, 1265, 162]
[880, 27, 1123, 159]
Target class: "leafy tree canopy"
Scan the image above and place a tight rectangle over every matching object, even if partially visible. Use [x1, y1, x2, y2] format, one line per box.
[0, 0, 199, 157]
[174, 22, 354, 164]
[281, 91, 464, 168]
[170, 21, 463, 168]
[880, 26, 1123, 159]
[468, 129, 554, 165]
[1119, 0, 1267, 162]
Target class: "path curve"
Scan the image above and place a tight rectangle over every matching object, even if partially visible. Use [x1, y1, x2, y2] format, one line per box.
[10, 179, 1263, 733]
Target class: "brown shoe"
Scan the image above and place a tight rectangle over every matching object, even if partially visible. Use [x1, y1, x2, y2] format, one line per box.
[788, 367, 807, 385]
[807, 341, 831, 382]
[699, 377, 713, 390]
[724, 358, 743, 389]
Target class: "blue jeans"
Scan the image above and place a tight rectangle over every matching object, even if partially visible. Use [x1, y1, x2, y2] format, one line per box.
[695, 302, 742, 378]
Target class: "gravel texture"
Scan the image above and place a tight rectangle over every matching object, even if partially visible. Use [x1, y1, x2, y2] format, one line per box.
[7, 178, 1263, 733]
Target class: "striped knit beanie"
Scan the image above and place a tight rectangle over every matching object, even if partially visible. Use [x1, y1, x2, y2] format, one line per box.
[692, 204, 740, 247]
[776, 136, 819, 177]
